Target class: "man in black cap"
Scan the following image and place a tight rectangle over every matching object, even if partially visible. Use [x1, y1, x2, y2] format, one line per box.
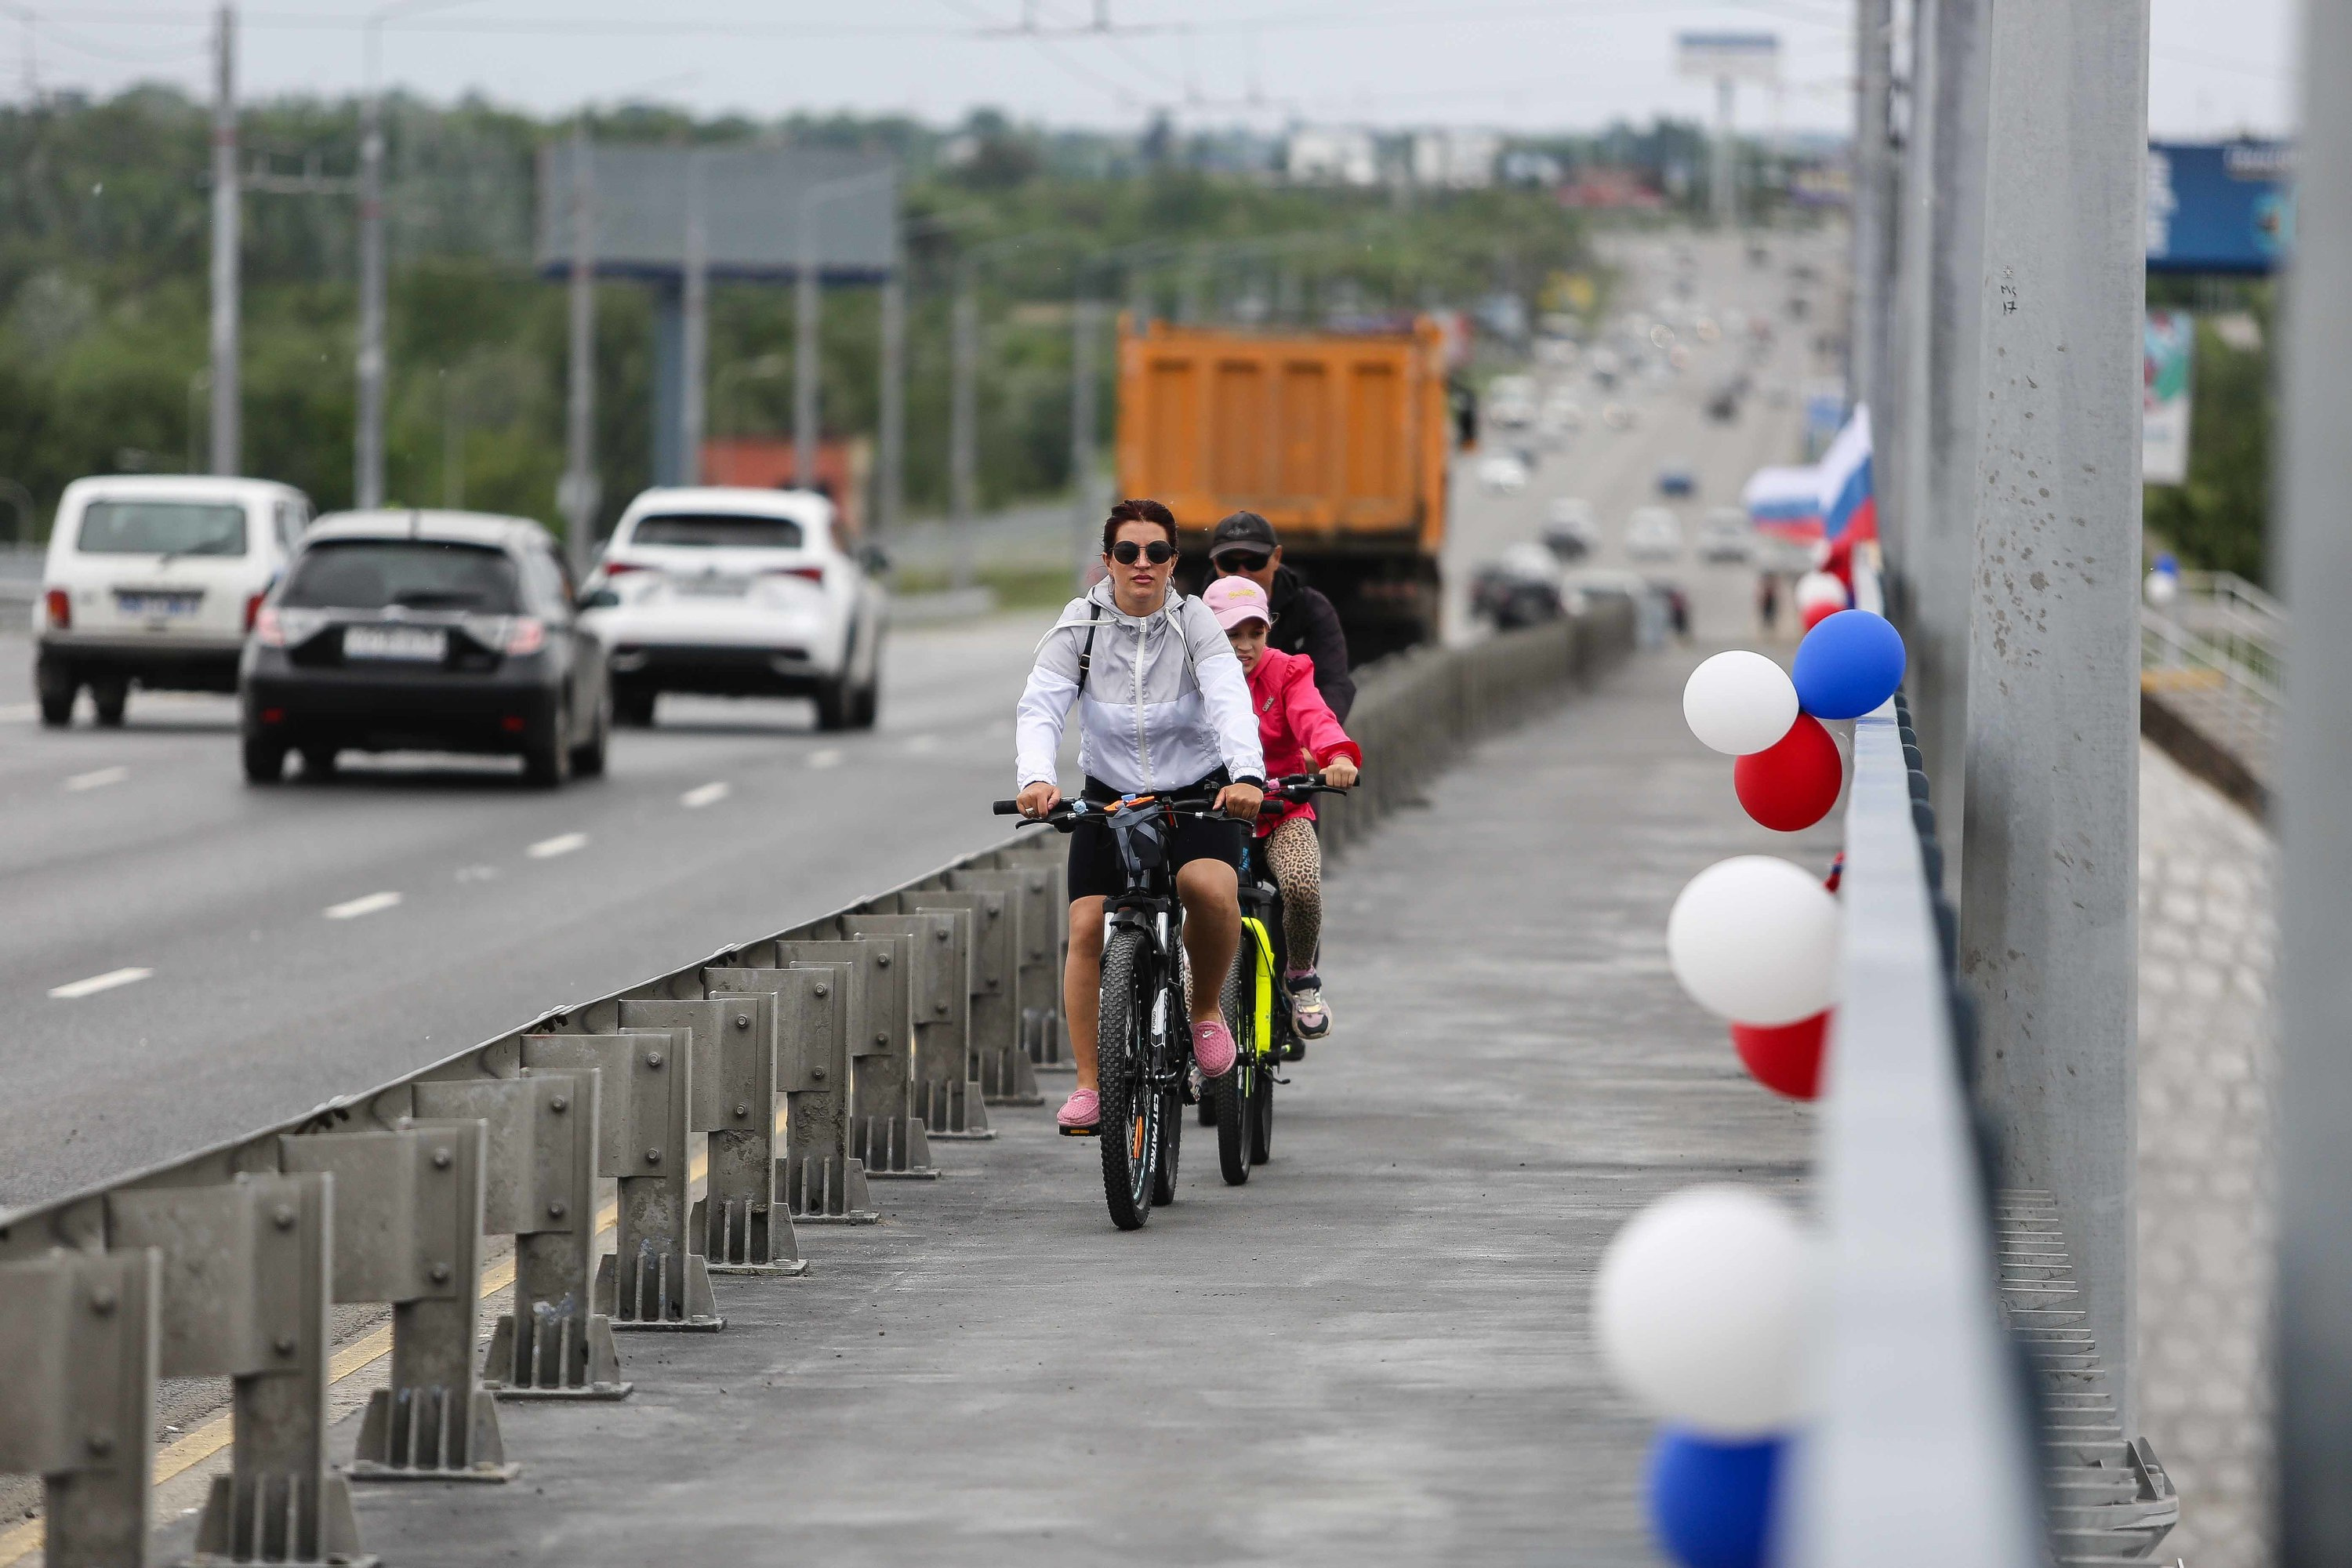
[1207, 510, 1356, 721]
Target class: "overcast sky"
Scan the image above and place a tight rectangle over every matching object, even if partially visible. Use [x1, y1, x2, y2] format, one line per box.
[13, 0, 2296, 140]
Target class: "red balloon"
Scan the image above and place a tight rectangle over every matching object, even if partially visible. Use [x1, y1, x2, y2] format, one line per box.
[1733, 713, 1843, 832]
[1732, 1011, 1830, 1099]
[1799, 600, 1841, 631]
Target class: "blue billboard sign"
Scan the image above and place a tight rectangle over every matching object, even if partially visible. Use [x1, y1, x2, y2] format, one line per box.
[2147, 140, 2292, 276]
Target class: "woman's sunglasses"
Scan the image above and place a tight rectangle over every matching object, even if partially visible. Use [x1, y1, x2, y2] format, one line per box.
[1215, 551, 1271, 574]
[1109, 539, 1177, 565]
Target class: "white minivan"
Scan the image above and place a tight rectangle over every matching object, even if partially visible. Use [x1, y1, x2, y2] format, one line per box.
[36, 475, 311, 726]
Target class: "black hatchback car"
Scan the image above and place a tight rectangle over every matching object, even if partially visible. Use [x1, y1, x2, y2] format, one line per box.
[239, 510, 608, 787]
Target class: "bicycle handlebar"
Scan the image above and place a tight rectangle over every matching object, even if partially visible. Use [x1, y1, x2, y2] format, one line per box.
[990, 774, 1349, 826]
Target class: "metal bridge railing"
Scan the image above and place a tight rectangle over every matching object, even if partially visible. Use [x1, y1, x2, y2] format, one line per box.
[1787, 562, 2046, 1567]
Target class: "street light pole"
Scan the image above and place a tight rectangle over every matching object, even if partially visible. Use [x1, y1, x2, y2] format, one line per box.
[1068, 280, 1100, 590]
[356, 34, 387, 507]
[794, 184, 820, 495]
[949, 269, 978, 593]
[877, 256, 904, 539]
[561, 121, 598, 580]
[209, 3, 239, 476]
[1849, 0, 1893, 419]
[680, 149, 708, 488]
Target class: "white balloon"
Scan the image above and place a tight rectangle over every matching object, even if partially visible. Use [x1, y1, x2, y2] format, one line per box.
[1794, 571, 1849, 613]
[1595, 1185, 1810, 1437]
[1681, 651, 1799, 756]
[1668, 855, 1842, 1024]
[2143, 568, 2180, 608]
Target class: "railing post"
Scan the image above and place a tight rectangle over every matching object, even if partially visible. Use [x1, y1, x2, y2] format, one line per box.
[748, 936, 937, 1180]
[108, 1172, 371, 1567]
[0, 1248, 160, 1568]
[845, 911, 993, 1139]
[910, 887, 1036, 1106]
[521, 1031, 722, 1331]
[700, 966, 877, 1225]
[949, 864, 1072, 1073]
[279, 1121, 517, 1481]
[410, 1070, 632, 1399]
[1957, 0, 2147, 1437]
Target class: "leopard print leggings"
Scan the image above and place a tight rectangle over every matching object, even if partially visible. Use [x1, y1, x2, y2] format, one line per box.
[1262, 815, 1324, 976]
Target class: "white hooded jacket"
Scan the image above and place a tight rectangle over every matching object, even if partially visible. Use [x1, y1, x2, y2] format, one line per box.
[1014, 579, 1265, 795]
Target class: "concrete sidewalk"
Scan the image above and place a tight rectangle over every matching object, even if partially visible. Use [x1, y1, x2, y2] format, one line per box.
[245, 647, 1828, 1567]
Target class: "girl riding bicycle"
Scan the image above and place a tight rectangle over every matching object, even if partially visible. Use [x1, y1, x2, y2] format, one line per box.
[1200, 576, 1360, 1040]
[1014, 499, 1267, 1135]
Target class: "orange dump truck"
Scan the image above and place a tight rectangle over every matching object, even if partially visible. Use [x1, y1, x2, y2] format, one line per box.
[1115, 316, 1452, 660]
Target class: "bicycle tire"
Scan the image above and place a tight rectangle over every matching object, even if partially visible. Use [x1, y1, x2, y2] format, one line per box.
[1152, 960, 1185, 1205]
[1215, 945, 1257, 1185]
[1248, 1058, 1275, 1165]
[1096, 928, 1156, 1231]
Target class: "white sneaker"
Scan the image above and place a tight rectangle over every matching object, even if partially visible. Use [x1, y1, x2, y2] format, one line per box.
[1290, 982, 1332, 1040]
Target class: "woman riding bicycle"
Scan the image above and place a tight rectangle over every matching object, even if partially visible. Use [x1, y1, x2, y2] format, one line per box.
[1014, 499, 1267, 1134]
[1200, 576, 1360, 1040]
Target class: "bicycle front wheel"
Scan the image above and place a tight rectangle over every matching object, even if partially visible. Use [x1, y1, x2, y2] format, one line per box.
[1097, 927, 1158, 1231]
[1215, 929, 1267, 1186]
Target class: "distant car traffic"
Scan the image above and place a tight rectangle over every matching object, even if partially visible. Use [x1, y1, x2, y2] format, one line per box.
[579, 487, 885, 731]
[1697, 508, 1755, 563]
[1541, 496, 1602, 561]
[1657, 464, 1697, 498]
[1476, 452, 1530, 494]
[35, 474, 311, 728]
[240, 510, 608, 786]
[1470, 543, 1565, 630]
[1624, 506, 1685, 562]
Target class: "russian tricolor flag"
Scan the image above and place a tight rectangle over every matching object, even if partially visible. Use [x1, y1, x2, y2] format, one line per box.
[1815, 403, 1876, 544]
[1741, 465, 1826, 539]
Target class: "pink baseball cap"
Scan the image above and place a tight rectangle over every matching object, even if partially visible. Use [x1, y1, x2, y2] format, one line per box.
[1203, 575, 1272, 632]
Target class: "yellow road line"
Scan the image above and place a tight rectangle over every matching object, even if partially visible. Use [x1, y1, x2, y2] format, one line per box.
[0, 1098, 789, 1567]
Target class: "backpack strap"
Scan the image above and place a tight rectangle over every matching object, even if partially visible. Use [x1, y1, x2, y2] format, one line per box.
[1075, 603, 1103, 693]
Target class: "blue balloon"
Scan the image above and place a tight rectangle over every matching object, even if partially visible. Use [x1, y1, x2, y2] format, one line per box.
[1646, 1428, 1785, 1568]
[1791, 609, 1906, 720]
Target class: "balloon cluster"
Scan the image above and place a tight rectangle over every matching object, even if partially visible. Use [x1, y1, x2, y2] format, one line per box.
[1590, 611, 1906, 1567]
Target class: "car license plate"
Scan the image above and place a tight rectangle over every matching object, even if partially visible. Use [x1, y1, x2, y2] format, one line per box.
[116, 592, 201, 617]
[343, 626, 447, 662]
[675, 575, 751, 597]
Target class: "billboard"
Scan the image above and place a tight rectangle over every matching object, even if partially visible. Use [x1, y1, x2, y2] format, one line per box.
[535, 143, 897, 283]
[2143, 311, 2195, 487]
[1675, 32, 1780, 82]
[2147, 140, 2292, 275]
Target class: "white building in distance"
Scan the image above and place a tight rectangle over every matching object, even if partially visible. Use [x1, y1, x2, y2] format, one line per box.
[1286, 126, 1380, 187]
[1410, 129, 1500, 189]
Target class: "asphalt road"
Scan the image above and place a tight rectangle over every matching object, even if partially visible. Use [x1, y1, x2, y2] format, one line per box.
[0, 615, 1055, 1210]
[0, 227, 1836, 1215]
[1443, 227, 1836, 646]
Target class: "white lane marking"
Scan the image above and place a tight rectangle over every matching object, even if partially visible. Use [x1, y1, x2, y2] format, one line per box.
[64, 765, 129, 792]
[807, 748, 842, 770]
[325, 890, 402, 920]
[455, 864, 499, 883]
[0, 702, 38, 723]
[680, 781, 730, 809]
[49, 966, 154, 1000]
[527, 831, 589, 859]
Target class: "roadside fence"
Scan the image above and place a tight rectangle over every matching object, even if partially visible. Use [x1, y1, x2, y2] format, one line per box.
[0, 600, 1632, 1566]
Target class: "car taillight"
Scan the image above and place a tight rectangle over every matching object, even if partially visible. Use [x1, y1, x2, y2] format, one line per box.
[503, 616, 546, 655]
[601, 561, 649, 575]
[252, 605, 285, 647]
[43, 588, 68, 630]
[245, 593, 266, 633]
[766, 566, 826, 584]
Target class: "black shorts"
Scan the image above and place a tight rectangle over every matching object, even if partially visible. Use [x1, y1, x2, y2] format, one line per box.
[1066, 775, 1244, 902]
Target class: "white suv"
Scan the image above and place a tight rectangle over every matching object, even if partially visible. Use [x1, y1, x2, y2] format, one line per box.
[580, 486, 886, 731]
[36, 475, 311, 727]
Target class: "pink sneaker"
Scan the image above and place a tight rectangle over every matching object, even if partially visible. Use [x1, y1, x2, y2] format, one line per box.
[1191, 1018, 1237, 1079]
[1056, 1088, 1100, 1136]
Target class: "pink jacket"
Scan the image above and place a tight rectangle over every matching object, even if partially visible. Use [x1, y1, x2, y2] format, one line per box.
[1245, 647, 1363, 835]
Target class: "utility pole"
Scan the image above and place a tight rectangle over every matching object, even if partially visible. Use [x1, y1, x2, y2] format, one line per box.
[793, 183, 822, 495]
[1712, 74, 1737, 230]
[877, 259, 905, 538]
[208, 3, 239, 476]
[1958, 0, 2147, 1438]
[1068, 283, 1099, 589]
[2277, 2, 2352, 1555]
[1849, 0, 1893, 419]
[355, 42, 387, 507]
[949, 272, 978, 593]
[560, 122, 598, 580]
[680, 150, 708, 488]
